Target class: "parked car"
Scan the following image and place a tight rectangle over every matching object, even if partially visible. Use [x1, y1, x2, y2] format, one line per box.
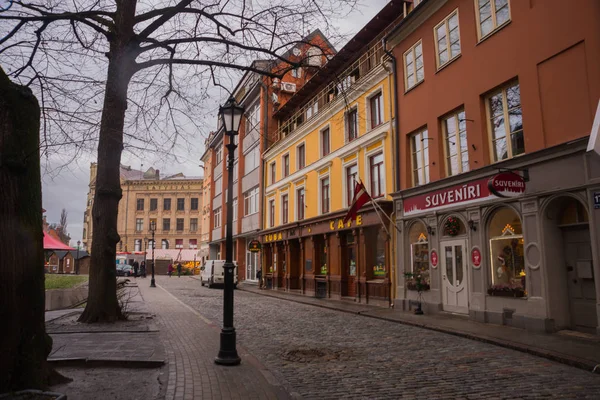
[200, 260, 238, 289]
[116, 264, 134, 277]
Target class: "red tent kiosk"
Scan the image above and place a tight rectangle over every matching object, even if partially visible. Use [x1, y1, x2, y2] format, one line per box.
[44, 232, 74, 273]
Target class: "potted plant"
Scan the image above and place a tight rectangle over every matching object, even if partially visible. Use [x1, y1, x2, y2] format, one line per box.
[404, 272, 430, 315]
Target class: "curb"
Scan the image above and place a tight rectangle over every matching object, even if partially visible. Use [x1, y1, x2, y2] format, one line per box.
[238, 286, 600, 374]
[48, 357, 165, 368]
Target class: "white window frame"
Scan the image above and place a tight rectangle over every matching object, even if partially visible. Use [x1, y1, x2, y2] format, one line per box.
[215, 145, 223, 164]
[233, 160, 239, 182]
[365, 147, 385, 199]
[296, 141, 306, 170]
[295, 185, 306, 222]
[320, 124, 331, 157]
[280, 192, 289, 225]
[442, 109, 469, 176]
[244, 187, 259, 216]
[214, 207, 222, 228]
[268, 197, 276, 228]
[214, 176, 222, 195]
[345, 106, 359, 143]
[366, 88, 384, 130]
[343, 159, 359, 208]
[244, 144, 260, 174]
[403, 40, 424, 91]
[245, 100, 261, 139]
[474, 0, 511, 41]
[434, 9, 461, 69]
[281, 152, 290, 178]
[485, 80, 523, 163]
[269, 161, 277, 185]
[136, 218, 144, 232]
[134, 239, 142, 252]
[318, 175, 330, 215]
[411, 128, 430, 186]
[232, 198, 238, 222]
[291, 67, 302, 78]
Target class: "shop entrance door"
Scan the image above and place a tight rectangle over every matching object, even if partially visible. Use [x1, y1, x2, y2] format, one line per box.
[441, 239, 468, 314]
[562, 225, 597, 333]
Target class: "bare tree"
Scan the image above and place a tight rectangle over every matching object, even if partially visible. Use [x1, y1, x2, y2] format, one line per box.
[0, 0, 357, 323]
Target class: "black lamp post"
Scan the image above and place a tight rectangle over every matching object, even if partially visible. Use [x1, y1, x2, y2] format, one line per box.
[150, 222, 156, 287]
[215, 96, 244, 366]
[76, 240, 81, 275]
[144, 236, 148, 276]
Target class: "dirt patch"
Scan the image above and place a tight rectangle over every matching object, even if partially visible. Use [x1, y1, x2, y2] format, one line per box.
[46, 312, 156, 333]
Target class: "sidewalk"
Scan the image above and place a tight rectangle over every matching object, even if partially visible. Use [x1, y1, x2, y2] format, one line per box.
[138, 277, 291, 400]
[238, 283, 600, 373]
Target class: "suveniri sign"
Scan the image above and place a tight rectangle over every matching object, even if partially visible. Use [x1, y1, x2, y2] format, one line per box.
[403, 173, 526, 216]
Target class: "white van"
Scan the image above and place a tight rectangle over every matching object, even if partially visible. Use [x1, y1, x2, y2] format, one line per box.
[200, 260, 238, 288]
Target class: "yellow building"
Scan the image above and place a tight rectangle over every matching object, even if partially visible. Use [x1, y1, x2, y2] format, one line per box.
[259, 3, 406, 306]
[82, 163, 203, 255]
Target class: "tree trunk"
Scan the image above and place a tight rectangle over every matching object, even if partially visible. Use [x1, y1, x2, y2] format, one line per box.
[79, 0, 138, 323]
[0, 68, 52, 392]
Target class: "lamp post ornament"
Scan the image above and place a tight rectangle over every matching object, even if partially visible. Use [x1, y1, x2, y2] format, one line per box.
[150, 222, 156, 287]
[215, 96, 244, 366]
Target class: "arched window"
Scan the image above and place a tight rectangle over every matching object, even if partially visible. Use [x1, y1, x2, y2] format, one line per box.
[162, 239, 169, 249]
[442, 215, 466, 237]
[374, 228, 387, 277]
[559, 198, 589, 225]
[409, 222, 429, 280]
[488, 208, 525, 291]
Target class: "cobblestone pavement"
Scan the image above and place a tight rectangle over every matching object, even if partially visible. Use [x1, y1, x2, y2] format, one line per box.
[138, 277, 290, 400]
[156, 276, 600, 399]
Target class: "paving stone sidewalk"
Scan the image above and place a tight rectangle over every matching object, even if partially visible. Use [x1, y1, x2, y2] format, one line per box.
[237, 282, 600, 373]
[137, 279, 291, 400]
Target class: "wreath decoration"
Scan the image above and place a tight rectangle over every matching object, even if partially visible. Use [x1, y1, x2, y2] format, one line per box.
[444, 216, 461, 236]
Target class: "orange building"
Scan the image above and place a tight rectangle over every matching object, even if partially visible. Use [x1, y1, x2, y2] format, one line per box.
[389, 0, 600, 334]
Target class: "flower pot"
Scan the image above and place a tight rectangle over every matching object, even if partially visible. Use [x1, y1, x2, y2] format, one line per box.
[487, 289, 525, 298]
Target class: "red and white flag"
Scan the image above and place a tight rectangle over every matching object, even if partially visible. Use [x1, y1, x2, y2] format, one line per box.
[343, 180, 372, 223]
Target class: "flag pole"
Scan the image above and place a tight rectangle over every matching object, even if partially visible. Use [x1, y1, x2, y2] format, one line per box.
[371, 199, 401, 235]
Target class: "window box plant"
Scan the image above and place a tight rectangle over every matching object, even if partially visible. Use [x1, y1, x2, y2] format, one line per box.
[487, 284, 525, 298]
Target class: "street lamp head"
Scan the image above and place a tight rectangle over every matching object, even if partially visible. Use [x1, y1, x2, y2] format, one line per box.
[219, 96, 244, 135]
[77, 240, 81, 247]
[149, 221, 156, 232]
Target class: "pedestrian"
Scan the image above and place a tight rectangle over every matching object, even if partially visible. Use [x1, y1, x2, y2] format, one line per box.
[168, 263, 174, 277]
[257, 268, 263, 289]
[133, 260, 139, 277]
[177, 262, 182, 278]
[140, 261, 146, 278]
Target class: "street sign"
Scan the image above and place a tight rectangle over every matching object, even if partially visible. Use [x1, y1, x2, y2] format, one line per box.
[248, 240, 262, 253]
[594, 192, 600, 209]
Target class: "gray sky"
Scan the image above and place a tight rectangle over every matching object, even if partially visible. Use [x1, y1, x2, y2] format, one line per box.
[41, 0, 390, 246]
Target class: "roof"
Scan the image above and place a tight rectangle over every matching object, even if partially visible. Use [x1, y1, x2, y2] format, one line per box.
[274, 0, 408, 120]
[44, 232, 75, 250]
[146, 249, 201, 262]
[119, 165, 202, 182]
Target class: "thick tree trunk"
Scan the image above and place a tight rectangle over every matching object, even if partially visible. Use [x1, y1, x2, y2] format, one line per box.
[79, 0, 138, 323]
[0, 68, 52, 392]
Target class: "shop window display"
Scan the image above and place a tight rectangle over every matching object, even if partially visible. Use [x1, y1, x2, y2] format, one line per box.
[408, 222, 430, 288]
[373, 228, 387, 277]
[488, 208, 525, 295]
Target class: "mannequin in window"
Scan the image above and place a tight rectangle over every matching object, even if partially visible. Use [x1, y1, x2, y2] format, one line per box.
[496, 254, 510, 285]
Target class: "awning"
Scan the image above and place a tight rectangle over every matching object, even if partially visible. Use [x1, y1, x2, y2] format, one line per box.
[43, 232, 74, 250]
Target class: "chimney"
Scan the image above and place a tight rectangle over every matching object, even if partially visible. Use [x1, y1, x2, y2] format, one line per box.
[155, 169, 160, 179]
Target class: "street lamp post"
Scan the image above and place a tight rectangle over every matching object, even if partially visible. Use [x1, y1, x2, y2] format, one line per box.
[76, 240, 81, 275]
[144, 236, 148, 277]
[150, 222, 156, 287]
[215, 96, 244, 366]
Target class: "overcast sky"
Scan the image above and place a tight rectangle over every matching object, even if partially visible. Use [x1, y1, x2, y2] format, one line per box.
[41, 0, 390, 246]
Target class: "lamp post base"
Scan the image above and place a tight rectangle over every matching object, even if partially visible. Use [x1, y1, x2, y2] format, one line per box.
[214, 328, 241, 366]
[150, 278, 156, 288]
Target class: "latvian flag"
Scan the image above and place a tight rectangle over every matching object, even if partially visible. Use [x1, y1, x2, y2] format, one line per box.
[343, 180, 372, 224]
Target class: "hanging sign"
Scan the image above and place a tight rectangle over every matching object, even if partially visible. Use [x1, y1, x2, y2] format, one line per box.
[248, 240, 262, 253]
[487, 172, 526, 198]
[471, 248, 482, 268]
[430, 250, 438, 268]
[594, 192, 600, 209]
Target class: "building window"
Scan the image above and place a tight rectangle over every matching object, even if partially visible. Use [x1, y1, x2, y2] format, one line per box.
[282, 194, 289, 224]
[245, 101, 261, 138]
[476, 0, 510, 40]
[149, 219, 156, 231]
[268, 199, 275, 227]
[307, 47, 322, 67]
[189, 239, 197, 249]
[487, 81, 523, 162]
[296, 188, 305, 221]
[411, 128, 430, 186]
[270, 162, 276, 185]
[488, 208, 524, 292]
[244, 187, 259, 216]
[435, 10, 461, 68]
[148, 239, 155, 250]
[369, 92, 383, 129]
[282, 154, 290, 177]
[190, 218, 198, 232]
[321, 128, 330, 156]
[297, 144, 306, 170]
[177, 198, 185, 211]
[134, 239, 142, 252]
[321, 177, 330, 214]
[215, 146, 223, 164]
[150, 198, 158, 211]
[232, 199, 238, 221]
[404, 40, 424, 90]
[163, 218, 170, 231]
[369, 152, 384, 198]
[136, 199, 144, 211]
[191, 198, 199, 210]
[374, 228, 387, 278]
[346, 164, 358, 206]
[175, 239, 183, 249]
[176, 218, 184, 231]
[161, 239, 169, 249]
[443, 110, 469, 176]
[163, 198, 171, 211]
[214, 176, 222, 195]
[214, 208, 222, 228]
[409, 222, 430, 285]
[291, 67, 302, 78]
[233, 161, 238, 182]
[346, 108, 358, 142]
[244, 145, 260, 173]
[136, 218, 143, 232]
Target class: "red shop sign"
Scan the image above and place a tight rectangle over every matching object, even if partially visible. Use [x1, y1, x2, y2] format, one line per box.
[430, 250, 438, 267]
[471, 248, 482, 267]
[403, 173, 526, 216]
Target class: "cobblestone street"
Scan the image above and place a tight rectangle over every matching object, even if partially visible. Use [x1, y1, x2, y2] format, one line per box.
[156, 276, 600, 399]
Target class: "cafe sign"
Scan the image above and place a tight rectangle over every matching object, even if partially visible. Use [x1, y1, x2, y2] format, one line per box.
[403, 172, 526, 217]
[329, 215, 363, 231]
[264, 232, 283, 243]
[248, 240, 262, 252]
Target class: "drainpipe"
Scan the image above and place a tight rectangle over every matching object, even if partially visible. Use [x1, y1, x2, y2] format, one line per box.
[260, 81, 269, 276]
[382, 38, 401, 193]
